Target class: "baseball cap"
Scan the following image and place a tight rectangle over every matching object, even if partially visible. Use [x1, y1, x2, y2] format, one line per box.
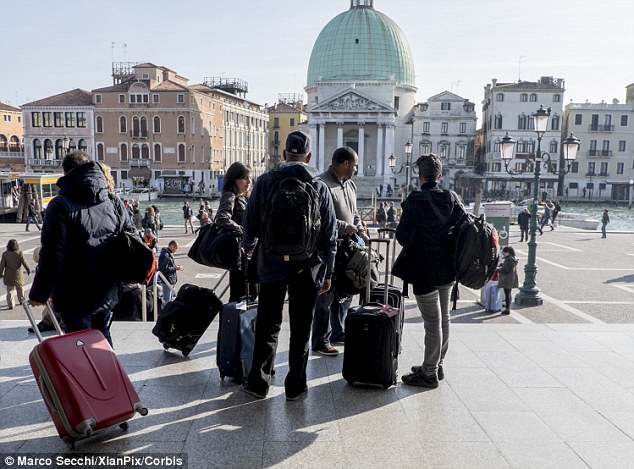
[285, 131, 311, 154]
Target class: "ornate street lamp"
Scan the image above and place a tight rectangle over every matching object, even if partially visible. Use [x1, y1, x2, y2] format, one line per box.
[388, 140, 416, 197]
[62, 135, 70, 156]
[499, 105, 580, 306]
[629, 178, 634, 210]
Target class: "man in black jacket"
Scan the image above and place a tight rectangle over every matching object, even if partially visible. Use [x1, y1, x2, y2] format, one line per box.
[29, 151, 133, 345]
[517, 208, 530, 242]
[393, 153, 466, 388]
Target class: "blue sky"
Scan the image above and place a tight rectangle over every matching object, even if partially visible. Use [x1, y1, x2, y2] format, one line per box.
[3, 0, 633, 121]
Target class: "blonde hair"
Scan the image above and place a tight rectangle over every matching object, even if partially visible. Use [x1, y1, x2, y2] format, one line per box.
[96, 162, 116, 193]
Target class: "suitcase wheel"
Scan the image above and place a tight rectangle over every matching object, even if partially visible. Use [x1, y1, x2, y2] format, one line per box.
[137, 407, 149, 416]
[64, 438, 76, 451]
[181, 349, 190, 357]
[163, 344, 170, 350]
[119, 422, 129, 431]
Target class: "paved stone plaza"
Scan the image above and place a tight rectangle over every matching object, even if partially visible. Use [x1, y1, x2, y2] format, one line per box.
[1, 223, 633, 468]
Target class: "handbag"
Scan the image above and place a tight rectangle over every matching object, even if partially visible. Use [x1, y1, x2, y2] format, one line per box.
[108, 194, 156, 285]
[187, 223, 242, 271]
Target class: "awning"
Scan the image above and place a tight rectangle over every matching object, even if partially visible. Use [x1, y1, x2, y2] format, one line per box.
[128, 168, 152, 178]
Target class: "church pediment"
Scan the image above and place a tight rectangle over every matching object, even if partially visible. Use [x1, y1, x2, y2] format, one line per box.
[313, 91, 393, 112]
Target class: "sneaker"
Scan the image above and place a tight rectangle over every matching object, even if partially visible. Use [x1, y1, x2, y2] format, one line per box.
[241, 383, 266, 400]
[501, 309, 511, 315]
[286, 387, 308, 401]
[401, 371, 439, 389]
[27, 321, 56, 334]
[410, 365, 444, 381]
[315, 344, 339, 356]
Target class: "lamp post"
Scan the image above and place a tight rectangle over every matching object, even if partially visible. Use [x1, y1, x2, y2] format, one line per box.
[62, 135, 70, 156]
[499, 105, 580, 306]
[388, 140, 415, 198]
[629, 179, 633, 210]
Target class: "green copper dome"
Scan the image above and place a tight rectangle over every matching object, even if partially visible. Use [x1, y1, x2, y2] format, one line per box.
[307, 1, 415, 86]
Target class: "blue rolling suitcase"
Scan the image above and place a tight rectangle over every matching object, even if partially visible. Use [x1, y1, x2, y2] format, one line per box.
[216, 297, 258, 381]
[481, 280, 503, 312]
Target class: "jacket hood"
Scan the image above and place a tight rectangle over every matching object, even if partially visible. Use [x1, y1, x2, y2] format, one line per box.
[57, 162, 109, 206]
[278, 162, 320, 181]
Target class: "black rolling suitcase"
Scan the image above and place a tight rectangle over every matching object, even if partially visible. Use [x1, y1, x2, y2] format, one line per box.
[152, 283, 223, 356]
[343, 236, 403, 388]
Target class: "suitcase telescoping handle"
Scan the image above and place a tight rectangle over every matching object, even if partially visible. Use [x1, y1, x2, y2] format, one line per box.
[377, 227, 397, 285]
[365, 237, 391, 304]
[23, 300, 64, 343]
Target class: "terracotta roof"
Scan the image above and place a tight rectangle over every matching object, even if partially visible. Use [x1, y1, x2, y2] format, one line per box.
[0, 102, 21, 112]
[92, 82, 132, 93]
[153, 80, 190, 91]
[267, 102, 305, 113]
[22, 89, 93, 107]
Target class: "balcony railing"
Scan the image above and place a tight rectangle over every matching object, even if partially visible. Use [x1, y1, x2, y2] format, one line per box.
[598, 172, 609, 177]
[28, 159, 62, 168]
[589, 124, 615, 132]
[588, 150, 612, 157]
[129, 159, 151, 167]
[0, 151, 24, 158]
[585, 172, 596, 177]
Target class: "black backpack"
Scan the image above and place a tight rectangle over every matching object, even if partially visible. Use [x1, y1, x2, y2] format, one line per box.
[452, 213, 499, 289]
[263, 170, 321, 262]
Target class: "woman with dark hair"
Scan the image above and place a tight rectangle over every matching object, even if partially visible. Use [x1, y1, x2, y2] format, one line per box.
[0, 239, 31, 309]
[496, 246, 518, 315]
[215, 161, 254, 301]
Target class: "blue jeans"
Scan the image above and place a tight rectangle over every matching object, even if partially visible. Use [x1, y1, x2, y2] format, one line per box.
[602, 223, 607, 237]
[62, 306, 113, 347]
[311, 290, 351, 348]
[330, 294, 351, 342]
[414, 282, 453, 377]
[161, 281, 175, 304]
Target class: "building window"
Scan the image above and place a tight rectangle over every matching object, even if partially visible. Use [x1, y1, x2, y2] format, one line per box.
[605, 115, 612, 126]
[530, 93, 537, 102]
[589, 140, 597, 152]
[119, 94, 125, 104]
[42, 112, 52, 127]
[153, 116, 161, 133]
[132, 144, 140, 159]
[420, 142, 431, 154]
[516, 141, 526, 153]
[441, 122, 449, 134]
[95, 94, 102, 104]
[153, 94, 160, 104]
[120, 116, 127, 133]
[422, 122, 430, 133]
[273, 117, 279, 128]
[65, 112, 75, 127]
[178, 116, 185, 133]
[54, 112, 63, 127]
[178, 143, 186, 163]
[602, 140, 610, 153]
[551, 115, 560, 130]
[141, 117, 148, 137]
[549, 140, 558, 153]
[575, 114, 582, 125]
[459, 123, 466, 133]
[132, 117, 140, 137]
[154, 143, 161, 162]
[620, 115, 628, 126]
[570, 162, 578, 173]
[33, 139, 42, 158]
[619, 140, 626, 152]
[587, 162, 595, 174]
[76, 112, 86, 128]
[273, 131, 279, 144]
[617, 162, 624, 174]
[494, 114, 503, 129]
[553, 94, 561, 102]
[141, 144, 149, 159]
[97, 143, 104, 161]
[441, 102, 451, 110]
[120, 143, 128, 161]
[518, 114, 527, 130]
[491, 162, 501, 172]
[96, 116, 103, 133]
[496, 93, 504, 102]
[600, 162, 608, 175]
[394, 97, 399, 110]
[31, 112, 41, 127]
[457, 145, 466, 160]
[520, 94, 528, 102]
[439, 143, 449, 158]
[290, 118, 295, 127]
[191, 117, 195, 135]
[177, 94, 184, 104]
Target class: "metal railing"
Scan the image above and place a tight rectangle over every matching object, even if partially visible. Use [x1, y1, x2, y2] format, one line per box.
[152, 271, 174, 320]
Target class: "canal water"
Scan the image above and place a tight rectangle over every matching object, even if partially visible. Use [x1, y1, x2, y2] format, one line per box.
[142, 197, 634, 232]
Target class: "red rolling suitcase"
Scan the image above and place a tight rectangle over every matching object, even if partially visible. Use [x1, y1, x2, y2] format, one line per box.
[24, 301, 148, 449]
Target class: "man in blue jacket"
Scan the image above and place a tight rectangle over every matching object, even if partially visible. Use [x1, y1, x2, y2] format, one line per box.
[242, 131, 337, 401]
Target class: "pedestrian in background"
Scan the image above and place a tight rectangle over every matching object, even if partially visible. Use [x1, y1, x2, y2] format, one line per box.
[214, 161, 254, 302]
[393, 154, 466, 389]
[183, 201, 195, 234]
[496, 246, 519, 315]
[25, 200, 41, 232]
[158, 240, 183, 304]
[601, 209, 610, 238]
[0, 239, 31, 309]
[517, 208, 530, 242]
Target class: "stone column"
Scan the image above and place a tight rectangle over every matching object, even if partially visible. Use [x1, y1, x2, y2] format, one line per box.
[357, 123, 365, 176]
[318, 123, 326, 172]
[308, 123, 318, 169]
[376, 124, 384, 176]
[337, 123, 344, 148]
[384, 123, 395, 178]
